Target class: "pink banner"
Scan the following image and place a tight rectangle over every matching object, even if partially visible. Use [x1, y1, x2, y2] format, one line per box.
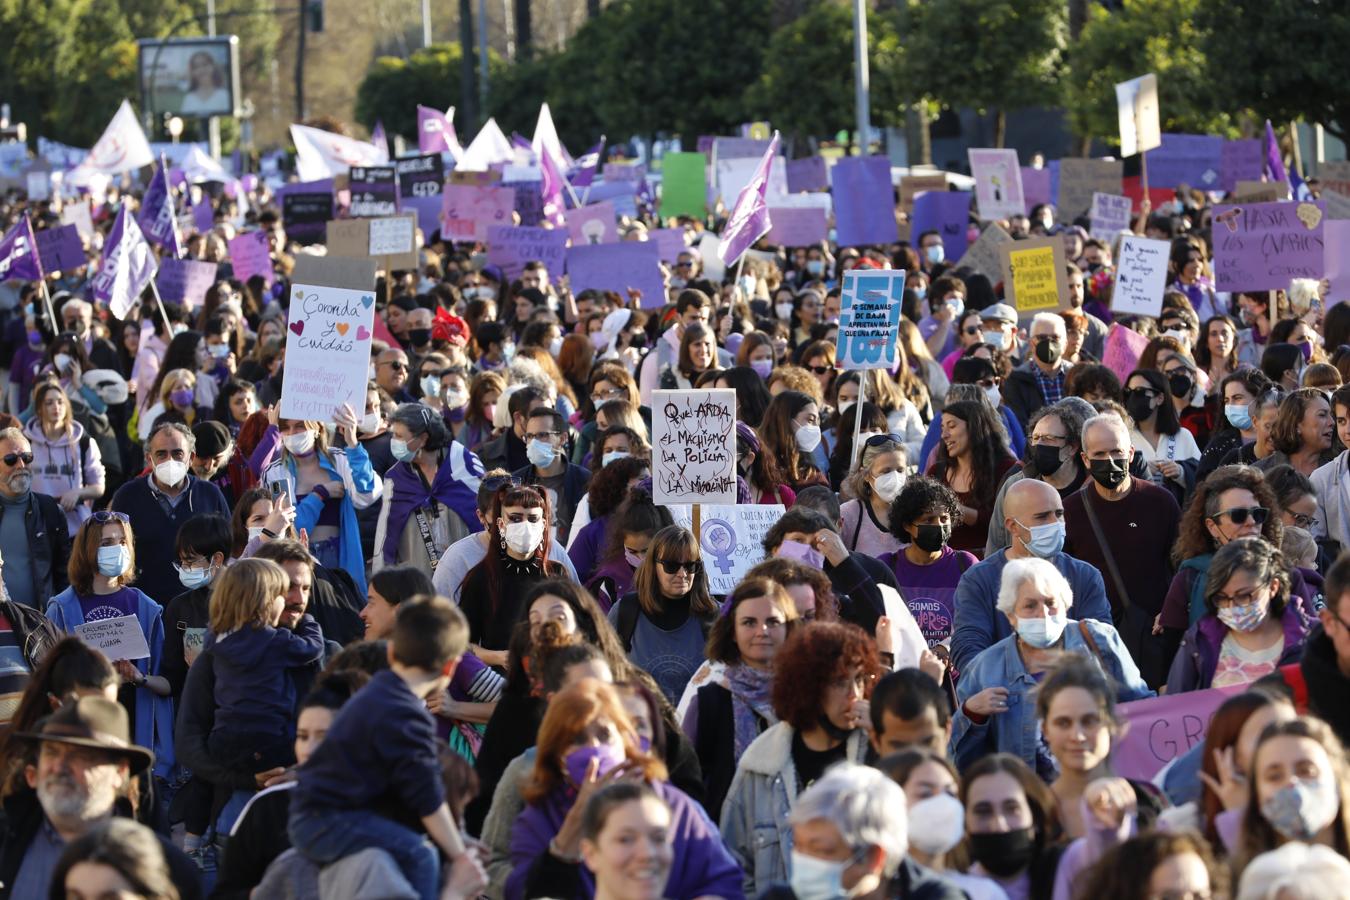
[228, 230, 274, 288]
[565, 202, 618, 246]
[1113, 684, 1244, 781]
[1101, 323, 1150, 382]
[440, 184, 515, 243]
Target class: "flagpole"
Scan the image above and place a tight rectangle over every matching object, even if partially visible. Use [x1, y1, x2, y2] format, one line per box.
[148, 279, 172, 335]
[25, 214, 56, 330]
[849, 370, 869, 474]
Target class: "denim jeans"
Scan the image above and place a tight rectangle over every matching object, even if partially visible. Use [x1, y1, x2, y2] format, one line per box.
[289, 806, 439, 900]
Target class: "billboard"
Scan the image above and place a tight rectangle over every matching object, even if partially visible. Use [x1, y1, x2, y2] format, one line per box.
[138, 37, 241, 119]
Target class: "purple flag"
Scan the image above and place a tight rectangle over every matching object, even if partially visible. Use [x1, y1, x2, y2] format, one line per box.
[138, 160, 182, 257]
[1264, 120, 1288, 186]
[92, 206, 159, 319]
[418, 105, 456, 155]
[0, 217, 43, 282]
[717, 131, 780, 265]
[539, 145, 567, 226]
[568, 139, 604, 188]
[371, 120, 388, 157]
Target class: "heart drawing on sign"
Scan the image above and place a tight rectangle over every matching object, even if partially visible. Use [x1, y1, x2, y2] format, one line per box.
[289, 320, 304, 336]
[1296, 202, 1323, 231]
[360, 295, 375, 309]
[335, 322, 350, 336]
[356, 325, 370, 340]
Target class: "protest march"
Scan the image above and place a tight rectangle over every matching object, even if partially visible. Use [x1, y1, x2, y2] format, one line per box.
[5, 47, 1350, 900]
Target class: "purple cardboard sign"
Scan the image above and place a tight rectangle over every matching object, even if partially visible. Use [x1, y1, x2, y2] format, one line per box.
[565, 202, 618, 245]
[649, 228, 689, 264]
[401, 195, 443, 241]
[831, 156, 898, 247]
[1114, 685, 1243, 780]
[786, 157, 828, 194]
[192, 199, 214, 234]
[1143, 134, 1223, 189]
[714, 137, 773, 160]
[440, 184, 515, 243]
[765, 207, 828, 248]
[1021, 168, 1052, 211]
[1212, 200, 1325, 292]
[1220, 140, 1263, 193]
[910, 191, 971, 261]
[227, 230, 274, 288]
[566, 242, 665, 310]
[603, 163, 645, 183]
[35, 225, 86, 274]
[279, 179, 335, 245]
[155, 258, 219, 310]
[486, 225, 567, 281]
[696, 136, 716, 155]
[506, 180, 544, 227]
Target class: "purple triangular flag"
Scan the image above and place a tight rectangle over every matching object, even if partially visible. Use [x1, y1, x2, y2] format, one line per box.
[568, 139, 604, 188]
[93, 206, 160, 319]
[718, 131, 780, 265]
[138, 158, 182, 257]
[0, 216, 43, 282]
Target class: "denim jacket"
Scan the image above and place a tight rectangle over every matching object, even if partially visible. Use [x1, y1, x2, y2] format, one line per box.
[951, 618, 1154, 773]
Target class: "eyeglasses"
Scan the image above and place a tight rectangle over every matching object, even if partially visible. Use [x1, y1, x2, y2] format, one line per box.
[92, 511, 131, 525]
[963, 326, 982, 336]
[380, 361, 408, 371]
[674, 261, 693, 269]
[1210, 506, 1268, 526]
[806, 365, 833, 375]
[1210, 585, 1269, 609]
[658, 559, 702, 576]
[525, 431, 561, 442]
[2, 452, 33, 467]
[1030, 433, 1069, 447]
[1032, 334, 1062, 344]
[1290, 512, 1316, 529]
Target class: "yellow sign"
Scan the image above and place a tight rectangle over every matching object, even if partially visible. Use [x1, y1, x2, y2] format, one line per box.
[748, 122, 771, 141]
[999, 235, 1069, 313]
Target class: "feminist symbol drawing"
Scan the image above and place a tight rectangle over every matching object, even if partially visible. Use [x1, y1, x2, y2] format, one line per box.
[702, 519, 737, 575]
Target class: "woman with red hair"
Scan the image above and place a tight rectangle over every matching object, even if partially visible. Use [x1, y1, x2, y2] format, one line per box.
[719, 621, 883, 898]
[504, 679, 742, 900]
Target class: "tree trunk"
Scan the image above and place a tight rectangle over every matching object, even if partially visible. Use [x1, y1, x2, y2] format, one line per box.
[514, 0, 532, 60]
[1068, 0, 1088, 39]
[295, 3, 306, 122]
[907, 103, 931, 166]
[587, 0, 600, 16]
[994, 109, 1006, 149]
[459, 0, 477, 127]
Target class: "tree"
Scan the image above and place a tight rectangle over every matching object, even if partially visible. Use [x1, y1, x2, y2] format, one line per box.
[1197, 0, 1350, 141]
[1061, 0, 1235, 151]
[355, 43, 507, 141]
[894, 0, 1066, 147]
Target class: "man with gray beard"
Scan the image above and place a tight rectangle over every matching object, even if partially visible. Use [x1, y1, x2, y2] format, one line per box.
[0, 427, 70, 609]
[0, 696, 202, 899]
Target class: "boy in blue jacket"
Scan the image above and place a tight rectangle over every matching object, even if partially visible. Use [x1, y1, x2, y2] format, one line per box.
[289, 595, 483, 900]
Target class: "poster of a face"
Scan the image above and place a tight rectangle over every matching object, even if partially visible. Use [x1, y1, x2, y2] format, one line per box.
[139, 38, 239, 118]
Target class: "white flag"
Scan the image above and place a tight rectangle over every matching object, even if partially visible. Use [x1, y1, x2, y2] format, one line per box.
[93, 206, 160, 320]
[532, 103, 573, 171]
[290, 124, 389, 182]
[79, 100, 154, 175]
[457, 118, 515, 172]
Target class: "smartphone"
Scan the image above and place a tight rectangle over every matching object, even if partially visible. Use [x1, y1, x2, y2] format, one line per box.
[270, 481, 284, 499]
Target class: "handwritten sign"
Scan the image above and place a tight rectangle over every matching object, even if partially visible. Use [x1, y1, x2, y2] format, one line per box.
[765, 206, 828, 248]
[836, 269, 905, 371]
[155, 258, 218, 309]
[956, 223, 1013, 279]
[968, 149, 1024, 220]
[566, 242, 666, 310]
[669, 505, 784, 593]
[368, 215, 415, 257]
[651, 388, 737, 506]
[1000, 236, 1069, 313]
[395, 154, 444, 199]
[228, 230, 274, 287]
[35, 225, 86, 274]
[280, 182, 335, 245]
[440, 184, 515, 243]
[75, 614, 150, 662]
[278, 257, 378, 422]
[486, 225, 567, 281]
[786, 156, 828, 193]
[1102, 323, 1151, 382]
[349, 166, 398, 217]
[1112, 236, 1171, 317]
[565, 202, 618, 246]
[910, 191, 970, 261]
[1113, 684, 1244, 781]
[1115, 73, 1161, 157]
[1212, 200, 1325, 292]
[1057, 159, 1123, 219]
[1089, 192, 1133, 238]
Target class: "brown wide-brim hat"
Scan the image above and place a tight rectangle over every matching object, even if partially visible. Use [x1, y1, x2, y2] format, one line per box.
[14, 696, 154, 775]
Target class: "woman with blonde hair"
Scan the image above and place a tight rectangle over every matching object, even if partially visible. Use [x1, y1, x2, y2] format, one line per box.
[137, 368, 207, 441]
[25, 379, 104, 537]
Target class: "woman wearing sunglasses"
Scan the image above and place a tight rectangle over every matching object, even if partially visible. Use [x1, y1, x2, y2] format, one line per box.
[1166, 538, 1312, 694]
[608, 525, 718, 704]
[1122, 368, 1199, 505]
[838, 433, 908, 557]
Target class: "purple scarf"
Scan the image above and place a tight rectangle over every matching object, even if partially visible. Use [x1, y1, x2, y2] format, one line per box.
[724, 663, 776, 759]
[382, 450, 484, 564]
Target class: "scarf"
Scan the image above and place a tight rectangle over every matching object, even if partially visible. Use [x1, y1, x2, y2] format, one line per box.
[722, 663, 776, 759]
[381, 446, 484, 564]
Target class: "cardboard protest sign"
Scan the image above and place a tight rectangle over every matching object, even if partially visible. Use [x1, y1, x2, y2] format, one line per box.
[61, 202, 95, 241]
[713, 137, 772, 160]
[74, 615, 151, 662]
[1114, 685, 1244, 781]
[566, 242, 665, 310]
[1324, 220, 1350, 305]
[441, 184, 515, 243]
[1212, 200, 1325, 292]
[956, 223, 1013, 279]
[505, 179, 543, 227]
[832, 157, 898, 247]
[765, 206, 828, 248]
[603, 162, 644, 183]
[1232, 181, 1284, 204]
[999, 236, 1069, 314]
[26, 171, 50, 202]
[155, 258, 218, 309]
[836, 268, 906, 371]
[1115, 73, 1161, 157]
[660, 152, 707, 219]
[910, 191, 970, 262]
[192, 199, 214, 235]
[697, 233, 725, 283]
[486, 225, 567, 282]
[400, 196, 443, 240]
[326, 215, 418, 272]
[714, 154, 787, 207]
[395, 154, 444, 199]
[348, 166, 398, 217]
[669, 504, 784, 594]
[899, 173, 949, 213]
[1102, 322, 1151, 382]
[280, 181, 334, 245]
[1112, 236, 1172, 317]
[649, 228, 689, 264]
[279, 256, 379, 422]
[968, 149, 1024, 220]
[786, 156, 828, 193]
[1021, 168, 1052, 211]
[35, 225, 85, 274]
[1057, 159, 1123, 219]
[566, 202, 618, 246]
[1143, 134, 1223, 189]
[1325, 190, 1350, 222]
[1089, 193, 1133, 238]
[651, 388, 738, 506]
[1220, 140, 1263, 193]
[228, 230, 275, 287]
[1318, 161, 1350, 197]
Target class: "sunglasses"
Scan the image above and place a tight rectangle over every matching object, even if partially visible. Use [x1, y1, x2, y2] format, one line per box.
[482, 474, 521, 493]
[658, 559, 702, 576]
[1211, 506, 1268, 526]
[806, 365, 833, 375]
[863, 432, 906, 449]
[92, 511, 131, 525]
[963, 326, 982, 336]
[1124, 388, 1158, 400]
[2, 452, 33, 467]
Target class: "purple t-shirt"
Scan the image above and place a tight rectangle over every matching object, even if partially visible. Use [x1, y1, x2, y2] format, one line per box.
[880, 546, 975, 650]
[77, 587, 140, 622]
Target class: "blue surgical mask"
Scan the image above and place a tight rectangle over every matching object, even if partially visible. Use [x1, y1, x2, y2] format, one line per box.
[420, 376, 440, 398]
[1017, 612, 1067, 649]
[945, 296, 965, 318]
[1016, 519, 1065, 558]
[806, 260, 824, 276]
[177, 562, 215, 590]
[97, 545, 130, 578]
[602, 450, 629, 467]
[1225, 404, 1253, 431]
[390, 437, 417, 462]
[527, 438, 557, 468]
[790, 850, 856, 900]
[925, 244, 945, 265]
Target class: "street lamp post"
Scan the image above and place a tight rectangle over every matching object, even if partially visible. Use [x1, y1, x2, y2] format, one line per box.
[852, 0, 871, 156]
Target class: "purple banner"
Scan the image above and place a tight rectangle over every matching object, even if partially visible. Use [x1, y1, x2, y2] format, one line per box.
[36, 225, 86, 274]
[1212, 200, 1325, 292]
[910, 191, 971, 261]
[349, 166, 398, 218]
[1021, 167, 1052, 211]
[786, 157, 828, 193]
[227, 230, 274, 288]
[155, 258, 219, 310]
[1220, 139, 1263, 193]
[1143, 133, 1223, 190]
[649, 228, 688, 264]
[566, 242, 665, 310]
[278, 179, 334, 245]
[765, 207, 828, 247]
[485, 225, 567, 281]
[831, 156, 898, 247]
[1115, 685, 1243, 781]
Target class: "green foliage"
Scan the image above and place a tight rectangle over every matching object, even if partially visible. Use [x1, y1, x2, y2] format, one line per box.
[355, 43, 508, 143]
[1062, 0, 1236, 145]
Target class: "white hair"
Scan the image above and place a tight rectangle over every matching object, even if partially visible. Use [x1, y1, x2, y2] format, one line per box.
[789, 762, 908, 877]
[996, 557, 1073, 620]
[1237, 842, 1350, 900]
[1030, 312, 1066, 339]
[1288, 279, 1322, 318]
[1080, 413, 1131, 452]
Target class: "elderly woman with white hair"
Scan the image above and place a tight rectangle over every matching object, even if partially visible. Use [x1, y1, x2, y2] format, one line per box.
[950, 557, 1153, 775]
[755, 762, 968, 900]
[1238, 841, 1350, 900]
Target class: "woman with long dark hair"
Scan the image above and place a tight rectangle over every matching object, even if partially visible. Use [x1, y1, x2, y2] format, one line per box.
[1123, 367, 1199, 503]
[585, 488, 672, 612]
[759, 389, 829, 492]
[926, 399, 1016, 556]
[1197, 314, 1242, 391]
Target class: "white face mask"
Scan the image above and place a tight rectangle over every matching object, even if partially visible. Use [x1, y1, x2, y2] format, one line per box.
[795, 423, 822, 453]
[503, 519, 545, 555]
[54, 353, 73, 374]
[982, 329, 1009, 351]
[985, 384, 1003, 408]
[154, 459, 188, 488]
[907, 793, 965, 856]
[548, 336, 564, 357]
[358, 411, 381, 435]
[247, 526, 266, 543]
[283, 430, 315, 456]
[872, 470, 905, 503]
[775, 302, 794, 322]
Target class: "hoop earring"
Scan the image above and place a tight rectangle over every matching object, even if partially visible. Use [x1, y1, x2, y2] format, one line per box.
[500, 532, 507, 551]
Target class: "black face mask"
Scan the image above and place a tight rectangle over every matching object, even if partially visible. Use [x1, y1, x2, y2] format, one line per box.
[912, 523, 950, 553]
[1167, 372, 1193, 399]
[1034, 339, 1062, 365]
[1088, 456, 1129, 490]
[1124, 393, 1155, 423]
[817, 713, 852, 743]
[1031, 444, 1064, 477]
[409, 328, 431, 347]
[968, 827, 1037, 878]
[628, 332, 648, 350]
